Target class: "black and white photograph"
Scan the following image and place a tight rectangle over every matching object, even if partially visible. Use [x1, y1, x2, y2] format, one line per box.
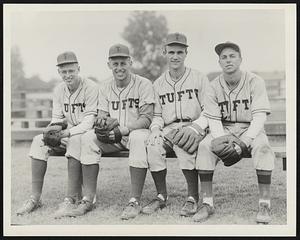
[3, 3, 296, 237]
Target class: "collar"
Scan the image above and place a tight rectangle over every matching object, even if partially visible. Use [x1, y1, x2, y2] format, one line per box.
[64, 77, 83, 97]
[165, 67, 191, 87]
[219, 71, 246, 96]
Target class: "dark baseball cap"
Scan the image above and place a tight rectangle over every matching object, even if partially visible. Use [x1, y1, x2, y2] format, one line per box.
[56, 51, 78, 66]
[109, 44, 130, 58]
[215, 41, 241, 56]
[165, 32, 188, 47]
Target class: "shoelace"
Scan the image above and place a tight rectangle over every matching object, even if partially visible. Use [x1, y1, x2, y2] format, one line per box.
[184, 200, 195, 209]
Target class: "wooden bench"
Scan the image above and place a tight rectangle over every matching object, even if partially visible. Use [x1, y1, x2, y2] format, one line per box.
[11, 120, 286, 171]
[102, 146, 287, 171]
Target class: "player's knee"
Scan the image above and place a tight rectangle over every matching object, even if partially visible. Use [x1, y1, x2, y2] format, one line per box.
[32, 134, 44, 146]
[81, 130, 96, 143]
[129, 129, 149, 143]
[258, 144, 272, 155]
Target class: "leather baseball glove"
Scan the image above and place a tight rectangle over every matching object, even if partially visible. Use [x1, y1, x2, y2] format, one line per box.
[211, 134, 251, 167]
[42, 121, 67, 148]
[164, 123, 206, 154]
[94, 116, 122, 143]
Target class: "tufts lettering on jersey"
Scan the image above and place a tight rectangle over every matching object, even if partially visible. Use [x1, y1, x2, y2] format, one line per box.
[110, 98, 139, 110]
[64, 103, 86, 113]
[218, 98, 250, 119]
[159, 89, 199, 105]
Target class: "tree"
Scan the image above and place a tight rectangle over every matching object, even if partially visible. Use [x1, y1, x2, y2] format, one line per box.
[11, 46, 26, 91]
[122, 11, 169, 81]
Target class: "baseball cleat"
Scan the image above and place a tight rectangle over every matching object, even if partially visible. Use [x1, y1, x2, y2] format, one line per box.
[16, 198, 42, 216]
[53, 197, 77, 219]
[120, 198, 142, 220]
[192, 203, 215, 222]
[67, 198, 95, 217]
[256, 202, 271, 224]
[141, 194, 167, 215]
[180, 196, 198, 217]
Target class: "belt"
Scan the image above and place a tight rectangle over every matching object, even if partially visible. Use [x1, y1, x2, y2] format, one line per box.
[174, 119, 192, 123]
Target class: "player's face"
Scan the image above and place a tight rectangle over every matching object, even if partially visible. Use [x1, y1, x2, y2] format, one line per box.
[58, 63, 80, 89]
[165, 44, 187, 70]
[218, 48, 242, 74]
[108, 57, 132, 81]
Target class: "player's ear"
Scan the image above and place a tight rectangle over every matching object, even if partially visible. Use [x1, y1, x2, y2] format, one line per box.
[107, 60, 112, 70]
[162, 46, 167, 55]
[127, 57, 133, 66]
[77, 65, 80, 72]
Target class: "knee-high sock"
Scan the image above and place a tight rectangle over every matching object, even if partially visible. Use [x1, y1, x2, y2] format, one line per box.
[182, 169, 199, 201]
[67, 157, 82, 201]
[129, 167, 147, 202]
[82, 164, 99, 202]
[257, 170, 271, 205]
[198, 170, 214, 205]
[151, 169, 167, 200]
[31, 158, 47, 201]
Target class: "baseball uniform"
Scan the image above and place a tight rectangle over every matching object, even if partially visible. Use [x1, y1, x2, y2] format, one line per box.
[196, 71, 275, 171]
[29, 77, 99, 162]
[81, 74, 155, 167]
[147, 67, 209, 170]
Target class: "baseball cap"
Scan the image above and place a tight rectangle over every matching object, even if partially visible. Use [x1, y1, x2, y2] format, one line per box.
[109, 44, 130, 58]
[215, 41, 241, 56]
[165, 32, 188, 47]
[56, 51, 78, 66]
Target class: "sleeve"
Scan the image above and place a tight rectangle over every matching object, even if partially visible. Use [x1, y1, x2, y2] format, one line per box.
[208, 118, 225, 138]
[193, 113, 209, 130]
[127, 104, 153, 130]
[138, 78, 155, 107]
[51, 85, 65, 121]
[97, 84, 109, 112]
[250, 76, 271, 115]
[192, 73, 210, 130]
[244, 112, 267, 139]
[198, 74, 209, 110]
[203, 80, 222, 120]
[69, 83, 99, 136]
[149, 82, 164, 131]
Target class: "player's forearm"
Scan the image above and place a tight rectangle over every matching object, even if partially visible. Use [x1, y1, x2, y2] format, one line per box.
[245, 112, 267, 139]
[208, 118, 225, 138]
[193, 113, 209, 130]
[126, 104, 153, 131]
[69, 114, 95, 136]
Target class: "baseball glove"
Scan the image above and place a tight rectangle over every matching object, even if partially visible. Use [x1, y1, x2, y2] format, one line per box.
[211, 134, 251, 167]
[164, 123, 206, 154]
[42, 122, 67, 148]
[94, 116, 122, 143]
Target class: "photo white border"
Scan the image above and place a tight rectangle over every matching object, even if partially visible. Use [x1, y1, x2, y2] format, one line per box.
[3, 3, 297, 236]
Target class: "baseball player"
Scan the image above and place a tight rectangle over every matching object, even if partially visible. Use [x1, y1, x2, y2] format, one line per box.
[192, 42, 274, 224]
[145, 33, 209, 217]
[16, 51, 98, 218]
[65, 44, 159, 219]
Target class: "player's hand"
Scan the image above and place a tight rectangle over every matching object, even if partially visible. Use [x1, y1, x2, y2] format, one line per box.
[119, 126, 130, 136]
[240, 135, 253, 148]
[147, 128, 164, 146]
[60, 129, 70, 138]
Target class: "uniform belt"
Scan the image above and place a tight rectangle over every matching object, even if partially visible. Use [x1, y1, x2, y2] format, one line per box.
[222, 121, 250, 127]
[174, 119, 192, 123]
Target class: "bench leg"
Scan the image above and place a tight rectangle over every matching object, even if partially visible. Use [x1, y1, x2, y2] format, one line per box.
[282, 157, 286, 171]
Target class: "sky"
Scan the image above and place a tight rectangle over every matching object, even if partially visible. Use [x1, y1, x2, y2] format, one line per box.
[7, 4, 286, 82]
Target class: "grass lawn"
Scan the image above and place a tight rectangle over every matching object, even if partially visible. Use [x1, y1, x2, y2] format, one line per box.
[10, 142, 286, 225]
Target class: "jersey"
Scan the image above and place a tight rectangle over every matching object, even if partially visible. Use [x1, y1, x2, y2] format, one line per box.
[204, 71, 271, 123]
[97, 74, 155, 127]
[151, 67, 209, 128]
[52, 77, 99, 136]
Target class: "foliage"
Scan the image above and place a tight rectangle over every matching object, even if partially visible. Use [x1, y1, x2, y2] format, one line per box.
[11, 46, 26, 91]
[122, 11, 169, 81]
